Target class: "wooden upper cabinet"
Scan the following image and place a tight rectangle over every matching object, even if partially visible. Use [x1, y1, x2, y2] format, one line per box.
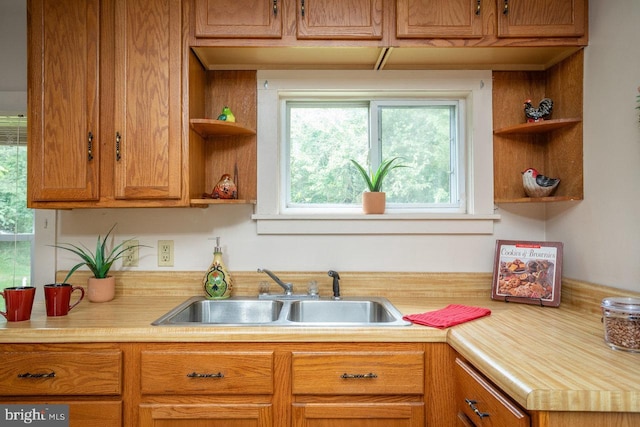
[113, 0, 183, 200]
[296, 0, 383, 40]
[396, 0, 484, 39]
[27, 0, 100, 202]
[497, 0, 586, 38]
[194, 0, 283, 38]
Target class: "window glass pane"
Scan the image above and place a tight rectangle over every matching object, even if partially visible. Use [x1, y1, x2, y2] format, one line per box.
[378, 105, 457, 206]
[0, 116, 32, 307]
[287, 103, 369, 206]
[285, 99, 462, 211]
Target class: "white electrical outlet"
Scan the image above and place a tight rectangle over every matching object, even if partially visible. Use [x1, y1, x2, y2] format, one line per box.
[158, 240, 174, 267]
[122, 240, 139, 267]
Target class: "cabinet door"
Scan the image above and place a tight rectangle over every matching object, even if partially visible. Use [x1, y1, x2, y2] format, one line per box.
[293, 403, 424, 427]
[396, 0, 484, 39]
[113, 0, 182, 200]
[27, 0, 100, 202]
[2, 401, 121, 427]
[296, 0, 383, 40]
[195, 0, 283, 38]
[0, 350, 122, 396]
[455, 358, 529, 427]
[139, 403, 272, 427]
[497, 0, 586, 38]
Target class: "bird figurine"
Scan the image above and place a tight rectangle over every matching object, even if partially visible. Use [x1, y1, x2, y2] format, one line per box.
[524, 98, 553, 122]
[217, 106, 236, 123]
[522, 168, 560, 198]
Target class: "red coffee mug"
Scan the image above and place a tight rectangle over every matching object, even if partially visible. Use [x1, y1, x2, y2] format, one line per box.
[44, 284, 85, 317]
[0, 286, 36, 322]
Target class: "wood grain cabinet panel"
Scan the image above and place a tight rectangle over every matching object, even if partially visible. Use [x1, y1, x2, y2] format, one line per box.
[292, 351, 424, 395]
[27, 0, 100, 202]
[296, 0, 383, 40]
[292, 402, 425, 427]
[0, 345, 123, 427]
[195, 0, 283, 38]
[140, 351, 274, 395]
[396, 0, 484, 39]
[291, 347, 425, 427]
[497, 0, 586, 38]
[455, 357, 529, 427]
[139, 403, 273, 427]
[113, 0, 183, 200]
[0, 350, 122, 396]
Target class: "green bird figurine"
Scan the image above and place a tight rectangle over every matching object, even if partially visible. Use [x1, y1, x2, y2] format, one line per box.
[217, 106, 235, 122]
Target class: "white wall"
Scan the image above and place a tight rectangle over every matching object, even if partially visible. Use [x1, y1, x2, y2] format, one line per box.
[546, 1, 640, 292]
[0, 0, 26, 115]
[53, 196, 546, 278]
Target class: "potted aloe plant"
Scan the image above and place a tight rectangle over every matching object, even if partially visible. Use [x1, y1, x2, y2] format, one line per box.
[350, 156, 407, 214]
[53, 225, 145, 302]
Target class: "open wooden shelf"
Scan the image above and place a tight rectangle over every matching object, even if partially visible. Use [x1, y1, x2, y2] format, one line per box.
[492, 50, 584, 204]
[190, 118, 256, 138]
[494, 118, 581, 135]
[495, 195, 582, 204]
[190, 198, 257, 207]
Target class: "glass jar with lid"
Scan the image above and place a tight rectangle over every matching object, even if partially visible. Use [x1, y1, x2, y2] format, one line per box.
[601, 297, 640, 352]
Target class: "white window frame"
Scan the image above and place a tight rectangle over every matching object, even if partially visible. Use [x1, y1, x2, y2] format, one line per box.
[253, 70, 499, 235]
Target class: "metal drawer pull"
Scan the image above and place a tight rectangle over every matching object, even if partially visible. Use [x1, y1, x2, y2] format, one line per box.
[115, 132, 122, 161]
[465, 399, 490, 419]
[17, 371, 56, 379]
[340, 372, 378, 379]
[186, 372, 224, 378]
[87, 131, 94, 161]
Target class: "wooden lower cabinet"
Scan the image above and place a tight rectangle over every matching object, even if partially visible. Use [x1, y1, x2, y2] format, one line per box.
[135, 342, 426, 427]
[454, 356, 529, 427]
[291, 344, 425, 427]
[139, 403, 272, 427]
[0, 344, 123, 427]
[293, 402, 424, 427]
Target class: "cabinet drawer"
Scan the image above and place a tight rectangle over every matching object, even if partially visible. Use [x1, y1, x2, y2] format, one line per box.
[292, 351, 424, 395]
[455, 358, 529, 427]
[0, 351, 122, 396]
[140, 351, 274, 395]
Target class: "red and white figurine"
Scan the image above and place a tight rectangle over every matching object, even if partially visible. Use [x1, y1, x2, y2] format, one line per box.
[522, 168, 560, 198]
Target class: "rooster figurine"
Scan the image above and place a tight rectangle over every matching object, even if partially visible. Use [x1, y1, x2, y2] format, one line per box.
[522, 168, 560, 198]
[524, 98, 553, 122]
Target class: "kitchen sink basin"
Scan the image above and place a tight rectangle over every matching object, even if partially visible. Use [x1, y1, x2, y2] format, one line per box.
[152, 297, 284, 325]
[152, 296, 411, 327]
[286, 299, 403, 324]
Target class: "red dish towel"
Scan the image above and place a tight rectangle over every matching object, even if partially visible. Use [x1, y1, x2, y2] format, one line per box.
[403, 304, 491, 328]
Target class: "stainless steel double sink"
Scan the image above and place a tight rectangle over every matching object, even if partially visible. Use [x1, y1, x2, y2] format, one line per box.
[152, 296, 411, 327]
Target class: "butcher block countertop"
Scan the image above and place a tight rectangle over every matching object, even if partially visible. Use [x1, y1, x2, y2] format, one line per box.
[1, 271, 640, 413]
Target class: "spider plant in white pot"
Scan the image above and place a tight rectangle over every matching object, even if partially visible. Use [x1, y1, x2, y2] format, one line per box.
[350, 157, 407, 214]
[53, 225, 146, 302]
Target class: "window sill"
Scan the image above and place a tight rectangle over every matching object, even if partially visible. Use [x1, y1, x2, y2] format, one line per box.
[252, 213, 500, 235]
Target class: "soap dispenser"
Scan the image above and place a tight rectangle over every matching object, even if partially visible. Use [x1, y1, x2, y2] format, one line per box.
[203, 237, 233, 299]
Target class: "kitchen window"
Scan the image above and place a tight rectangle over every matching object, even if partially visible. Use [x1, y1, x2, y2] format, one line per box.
[285, 99, 463, 212]
[254, 70, 498, 235]
[0, 115, 32, 295]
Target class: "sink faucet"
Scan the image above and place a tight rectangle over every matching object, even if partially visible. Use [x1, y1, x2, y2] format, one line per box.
[328, 270, 341, 300]
[258, 268, 294, 295]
